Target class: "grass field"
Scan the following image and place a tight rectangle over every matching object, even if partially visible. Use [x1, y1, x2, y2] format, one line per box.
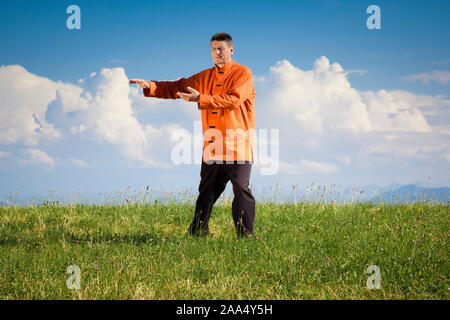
[0, 193, 448, 300]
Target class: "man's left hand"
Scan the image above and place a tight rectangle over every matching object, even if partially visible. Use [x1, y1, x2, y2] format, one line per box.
[177, 87, 200, 102]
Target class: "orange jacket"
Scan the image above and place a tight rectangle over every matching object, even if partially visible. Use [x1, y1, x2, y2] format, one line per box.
[143, 58, 255, 163]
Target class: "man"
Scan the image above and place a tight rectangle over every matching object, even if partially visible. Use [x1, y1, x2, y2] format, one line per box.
[129, 32, 256, 238]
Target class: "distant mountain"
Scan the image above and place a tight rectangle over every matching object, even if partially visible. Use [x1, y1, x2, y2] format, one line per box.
[355, 182, 404, 201]
[369, 184, 449, 204]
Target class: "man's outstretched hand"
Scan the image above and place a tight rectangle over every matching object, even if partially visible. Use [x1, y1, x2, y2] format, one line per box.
[130, 80, 199, 102]
[129, 79, 150, 89]
[177, 87, 200, 102]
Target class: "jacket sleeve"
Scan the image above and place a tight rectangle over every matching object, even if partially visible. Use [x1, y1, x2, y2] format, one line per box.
[143, 72, 200, 99]
[198, 69, 253, 110]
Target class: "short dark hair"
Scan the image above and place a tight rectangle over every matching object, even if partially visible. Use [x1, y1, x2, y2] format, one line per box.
[211, 32, 233, 47]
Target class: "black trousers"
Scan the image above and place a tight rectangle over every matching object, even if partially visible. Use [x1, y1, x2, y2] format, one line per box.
[189, 161, 256, 237]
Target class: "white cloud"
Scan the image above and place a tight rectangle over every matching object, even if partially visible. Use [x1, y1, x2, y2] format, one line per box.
[0, 65, 185, 167]
[344, 69, 368, 75]
[337, 155, 352, 165]
[445, 153, 450, 164]
[267, 57, 372, 135]
[360, 90, 434, 133]
[304, 138, 320, 150]
[254, 57, 450, 181]
[431, 58, 450, 66]
[0, 65, 60, 146]
[53, 69, 196, 167]
[68, 158, 88, 168]
[263, 57, 448, 136]
[360, 132, 449, 162]
[58, 69, 204, 167]
[19, 148, 55, 166]
[55, 68, 156, 165]
[0, 151, 11, 158]
[108, 59, 128, 64]
[280, 159, 339, 174]
[403, 70, 450, 85]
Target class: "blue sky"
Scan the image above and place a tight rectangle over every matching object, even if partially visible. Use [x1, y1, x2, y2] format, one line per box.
[1, 0, 449, 203]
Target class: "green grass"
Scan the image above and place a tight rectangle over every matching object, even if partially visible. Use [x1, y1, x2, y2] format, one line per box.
[0, 201, 448, 299]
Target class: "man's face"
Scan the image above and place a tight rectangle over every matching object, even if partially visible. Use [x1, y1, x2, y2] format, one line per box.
[211, 40, 234, 67]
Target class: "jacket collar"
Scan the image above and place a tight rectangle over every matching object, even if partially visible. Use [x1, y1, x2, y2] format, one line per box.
[214, 58, 235, 73]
